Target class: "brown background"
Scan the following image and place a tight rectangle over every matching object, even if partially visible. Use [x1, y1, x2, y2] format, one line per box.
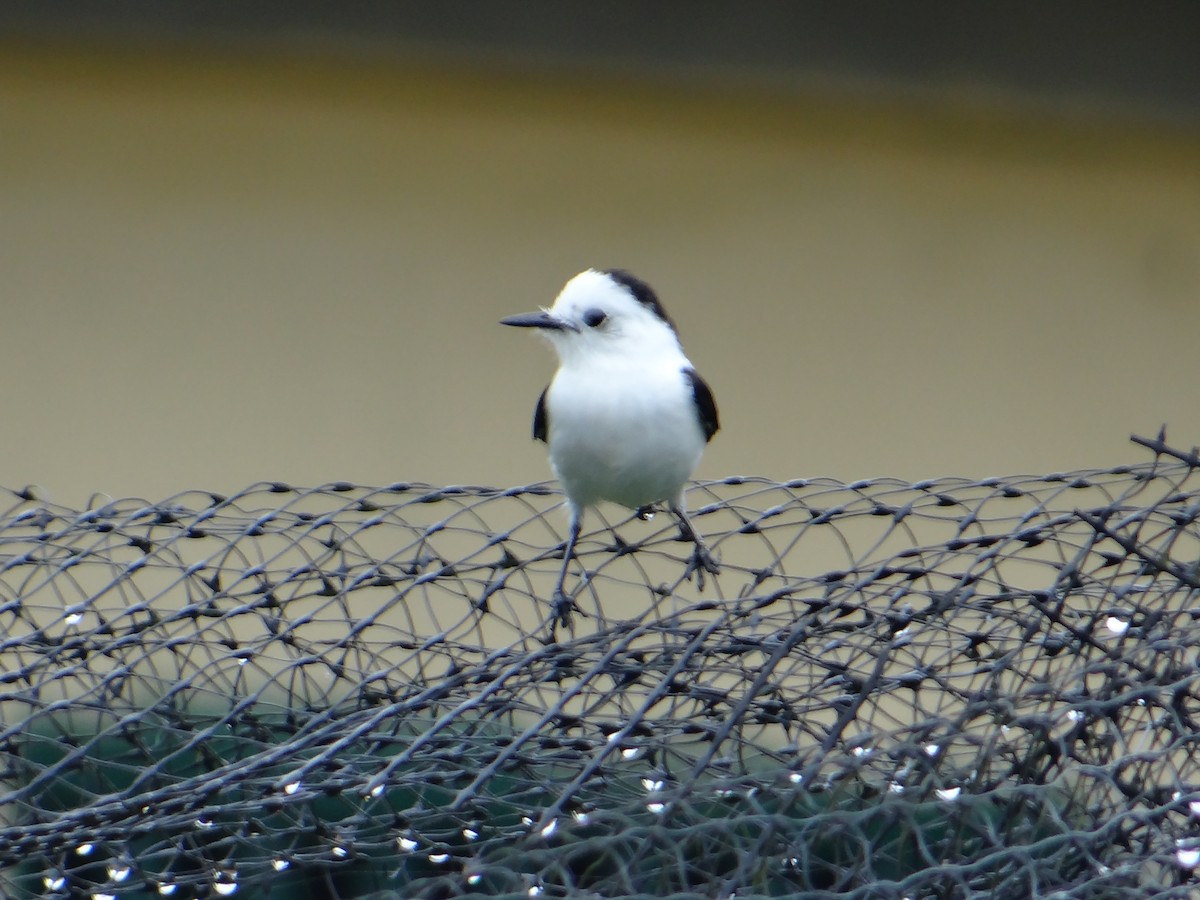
[1, 15, 1198, 508]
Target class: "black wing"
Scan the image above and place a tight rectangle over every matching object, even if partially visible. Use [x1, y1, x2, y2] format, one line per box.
[683, 368, 719, 442]
[533, 386, 549, 443]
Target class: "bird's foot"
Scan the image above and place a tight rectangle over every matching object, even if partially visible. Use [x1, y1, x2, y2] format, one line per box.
[546, 587, 582, 642]
[685, 542, 721, 590]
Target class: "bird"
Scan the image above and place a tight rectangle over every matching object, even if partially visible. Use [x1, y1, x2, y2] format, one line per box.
[501, 268, 720, 634]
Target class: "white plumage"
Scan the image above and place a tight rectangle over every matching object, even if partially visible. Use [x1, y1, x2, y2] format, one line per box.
[502, 269, 719, 634]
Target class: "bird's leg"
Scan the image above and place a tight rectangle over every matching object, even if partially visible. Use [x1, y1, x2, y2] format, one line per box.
[549, 512, 582, 637]
[669, 503, 720, 589]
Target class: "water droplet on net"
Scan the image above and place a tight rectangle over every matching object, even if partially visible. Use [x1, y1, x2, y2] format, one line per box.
[1176, 846, 1200, 869]
[1105, 616, 1129, 635]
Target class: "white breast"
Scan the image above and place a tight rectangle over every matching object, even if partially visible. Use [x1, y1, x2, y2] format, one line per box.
[545, 357, 706, 511]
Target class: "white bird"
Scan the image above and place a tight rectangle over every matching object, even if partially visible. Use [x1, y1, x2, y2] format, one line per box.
[501, 268, 720, 633]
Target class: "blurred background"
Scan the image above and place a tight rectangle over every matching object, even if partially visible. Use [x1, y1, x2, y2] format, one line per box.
[1, 2, 1198, 508]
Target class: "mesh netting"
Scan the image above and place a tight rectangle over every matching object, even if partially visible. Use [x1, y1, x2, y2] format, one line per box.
[4, 433, 1200, 899]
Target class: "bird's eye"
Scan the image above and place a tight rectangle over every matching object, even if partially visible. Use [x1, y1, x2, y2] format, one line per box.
[582, 308, 607, 328]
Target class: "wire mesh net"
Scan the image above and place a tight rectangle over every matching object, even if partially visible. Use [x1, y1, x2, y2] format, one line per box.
[3, 432, 1200, 899]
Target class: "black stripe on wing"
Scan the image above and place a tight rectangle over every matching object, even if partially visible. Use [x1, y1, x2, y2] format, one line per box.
[533, 386, 549, 443]
[683, 368, 719, 442]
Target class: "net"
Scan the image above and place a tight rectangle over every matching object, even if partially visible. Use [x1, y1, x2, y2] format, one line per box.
[3, 432, 1200, 898]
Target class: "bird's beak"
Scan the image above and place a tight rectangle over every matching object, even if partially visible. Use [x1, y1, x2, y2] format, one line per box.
[500, 311, 579, 332]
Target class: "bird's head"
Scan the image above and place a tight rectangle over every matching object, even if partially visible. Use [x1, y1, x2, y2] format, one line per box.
[501, 269, 683, 366]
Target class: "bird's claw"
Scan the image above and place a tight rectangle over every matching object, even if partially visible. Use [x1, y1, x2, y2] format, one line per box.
[548, 588, 582, 639]
[686, 544, 721, 590]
